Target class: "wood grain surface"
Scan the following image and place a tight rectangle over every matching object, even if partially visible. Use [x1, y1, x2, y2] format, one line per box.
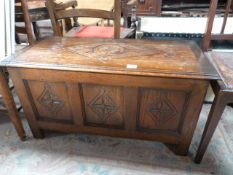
[5, 36, 218, 156]
[5, 37, 219, 80]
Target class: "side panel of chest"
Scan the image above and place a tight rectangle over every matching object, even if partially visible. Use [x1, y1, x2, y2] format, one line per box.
[9, 68, 208, 144]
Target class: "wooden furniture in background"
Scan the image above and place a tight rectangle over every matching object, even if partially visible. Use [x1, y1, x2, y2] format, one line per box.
[0, 68, 26, 141]
[195, 0, 233, 163]
[5, 37, 219, 156]
[15, 0, 78, 45]
[123, 0, 162, 16]
[122, 0, 162, 27]
[73, 0, 115, 26]
[15, 0, 38, 45]
[202, 0, 233, 51]
[46, 0, 136, 39]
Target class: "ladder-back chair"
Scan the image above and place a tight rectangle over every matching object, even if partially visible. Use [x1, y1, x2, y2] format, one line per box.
[195, 0, 233, 163]
[202, 0, 233, 51]
[15, 0, 36, 45]
[15, 0, 78, 45]
[46, 0, 136, 39]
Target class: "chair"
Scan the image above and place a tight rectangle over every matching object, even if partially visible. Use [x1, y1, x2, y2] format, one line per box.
[45, 0, 136, 39]
[15, 0, 78, 45]
[195, 0, 233, 163]
[15, 0, 36, 45]
[202, 0, 233, 51]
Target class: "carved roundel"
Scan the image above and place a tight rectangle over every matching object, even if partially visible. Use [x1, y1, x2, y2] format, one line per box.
[93, 44, 126, 56]
[66, 42, 156, 62]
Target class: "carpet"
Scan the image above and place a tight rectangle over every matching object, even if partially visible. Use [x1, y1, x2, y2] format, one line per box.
[0, 104, 232, 175]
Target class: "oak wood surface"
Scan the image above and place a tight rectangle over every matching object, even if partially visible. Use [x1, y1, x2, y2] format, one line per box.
[8, 67, 209, 156]
[5, 37, 219, 80]
[5, 37, 219, 157]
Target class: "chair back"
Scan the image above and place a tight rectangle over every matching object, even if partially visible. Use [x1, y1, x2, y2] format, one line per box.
[202, 0, 233, 50]
[46, 0, 121, 39]
[15, 0, 35, 45]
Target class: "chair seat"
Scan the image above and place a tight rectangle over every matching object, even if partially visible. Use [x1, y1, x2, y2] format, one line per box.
[207, 51, 233, 90]
[65, 26, 135, 39]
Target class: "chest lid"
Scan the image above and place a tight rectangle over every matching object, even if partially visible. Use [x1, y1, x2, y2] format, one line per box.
[4, 37, 219, 80]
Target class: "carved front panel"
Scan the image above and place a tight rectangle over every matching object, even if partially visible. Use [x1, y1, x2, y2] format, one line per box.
[81, 84, 124, 128]
[137, 88, 190, 132]
[26, 81, 73, 123]
[9, 65, 209, 151]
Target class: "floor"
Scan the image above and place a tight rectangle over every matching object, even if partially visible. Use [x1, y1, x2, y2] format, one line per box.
[0, 104, 233, 175]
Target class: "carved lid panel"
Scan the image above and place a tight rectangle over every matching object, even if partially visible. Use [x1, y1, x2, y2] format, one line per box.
[5, 37, 219, 80]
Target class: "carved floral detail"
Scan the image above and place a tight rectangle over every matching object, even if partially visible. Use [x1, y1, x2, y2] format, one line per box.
[148, 92, 177, 125]
[38, 83, 64, 115]
[89, 89, 118, 122]
[67, 42, 156, 62]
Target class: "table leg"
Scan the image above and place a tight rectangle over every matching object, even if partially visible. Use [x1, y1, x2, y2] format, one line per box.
[195, 90, 226, 163]
[0, 69, 26, 141]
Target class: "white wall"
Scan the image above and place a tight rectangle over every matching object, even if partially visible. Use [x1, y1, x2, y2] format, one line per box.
[0, 0, 14, 60]
[0, 0, 5, 59]
[140, 17, 233, 34]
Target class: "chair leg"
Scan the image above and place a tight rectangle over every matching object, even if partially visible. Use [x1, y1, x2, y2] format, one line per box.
[64, 18, 73, 32]
[195, 90, 226, 163]
[0, 69, 26, 141]
[20, 0, 35, 45]
[32, 22, 40, 41]
[15, 33, 21, 44]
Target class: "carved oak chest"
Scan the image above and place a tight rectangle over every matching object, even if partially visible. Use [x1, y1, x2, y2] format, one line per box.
[5, 37, 219, 156]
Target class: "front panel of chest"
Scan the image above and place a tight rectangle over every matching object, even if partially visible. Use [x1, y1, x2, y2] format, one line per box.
[11, 69, 207, 142]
